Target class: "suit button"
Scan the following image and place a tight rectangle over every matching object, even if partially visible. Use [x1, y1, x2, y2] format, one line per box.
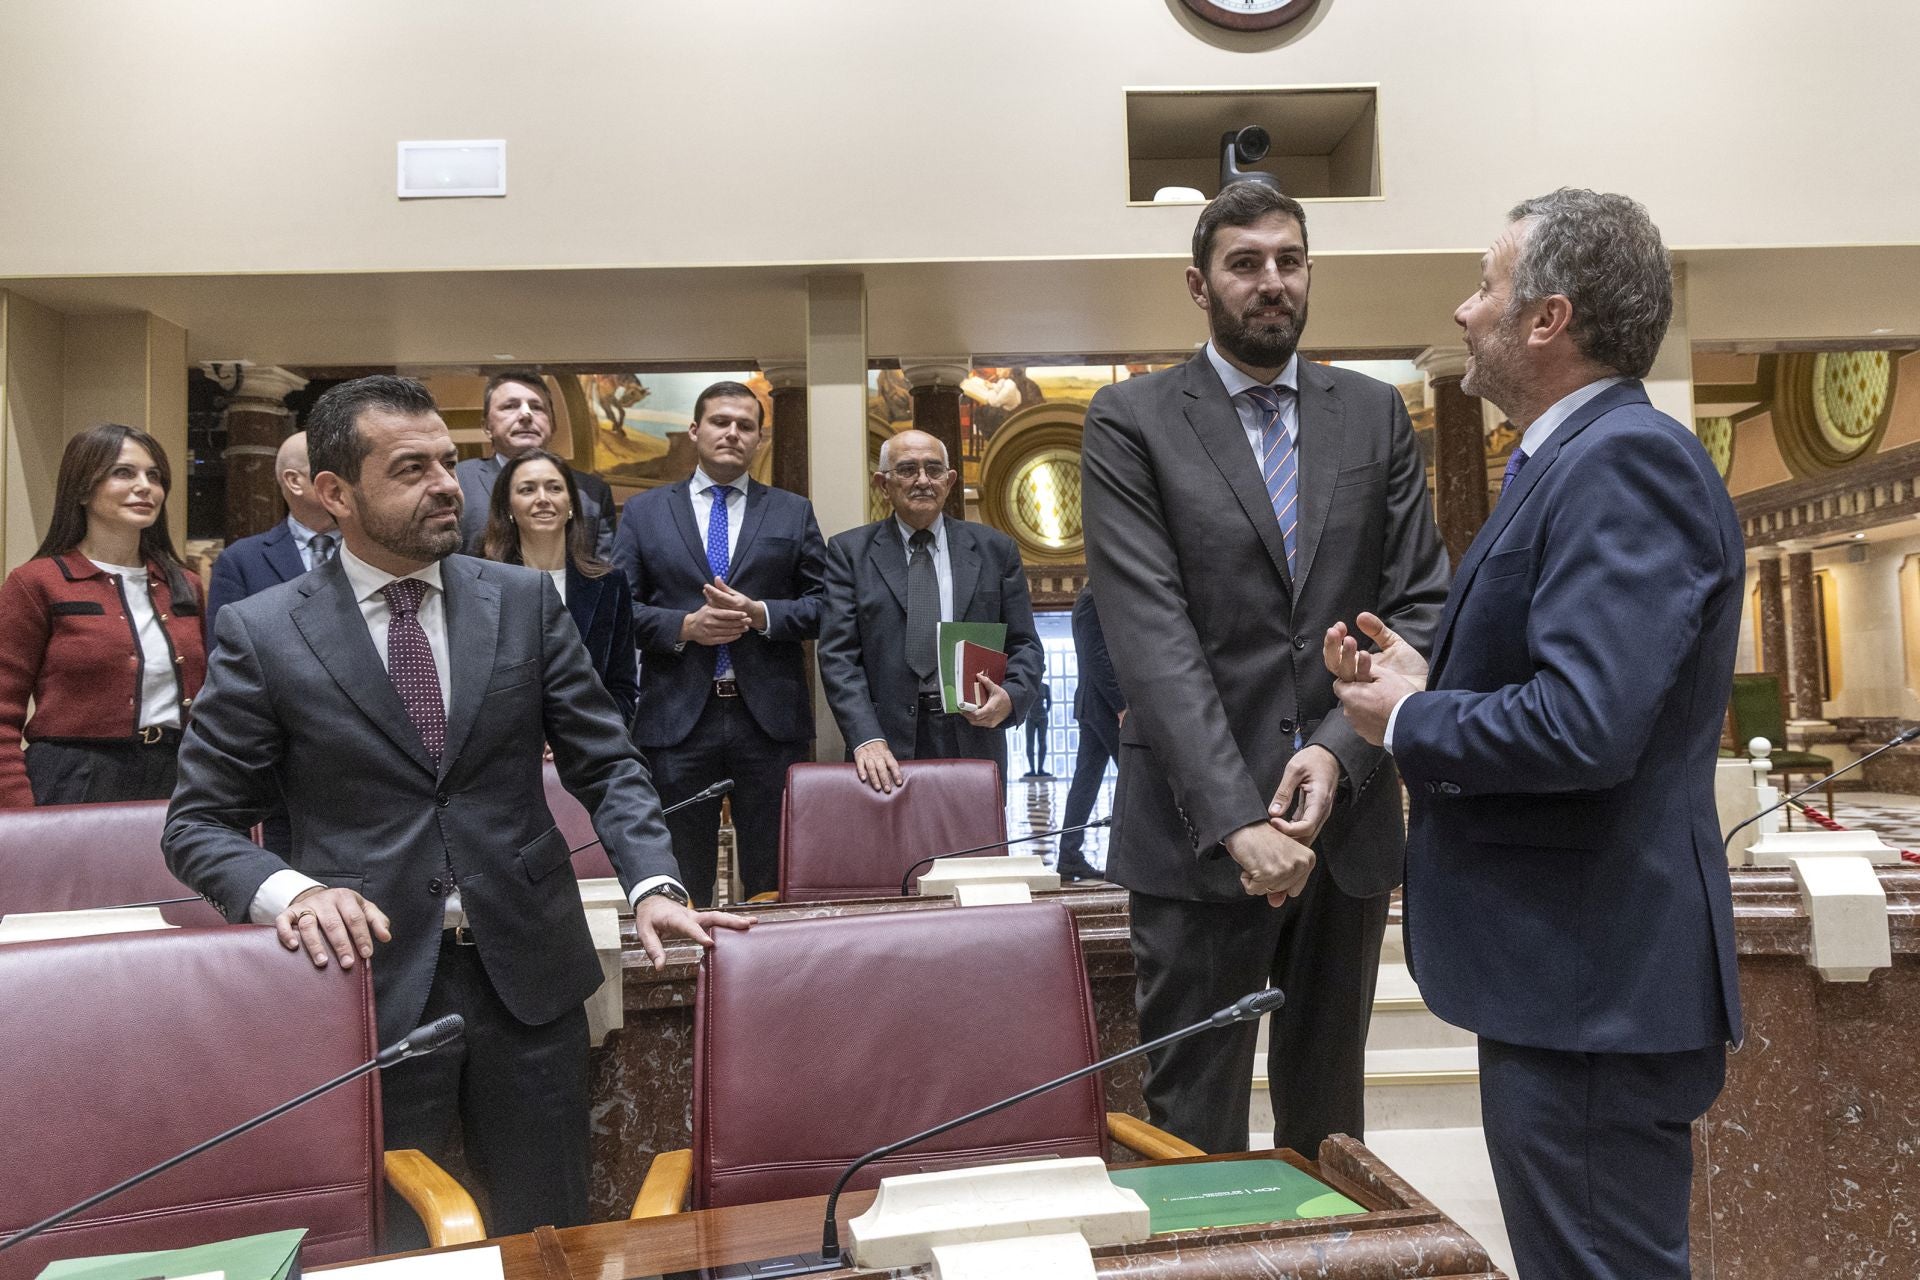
[1293, 638, 1308, 651]
[435, 792, 450, 808]
[428, 877, 445, 897]
[1426, 781, 1439, 794]
[1439, 782, 1462, 796]
[1278, 718, 1296, 735]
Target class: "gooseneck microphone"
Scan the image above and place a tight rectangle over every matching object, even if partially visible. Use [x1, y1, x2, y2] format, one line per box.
[897, 818, 1113, 896]
[0, 1014, 466, 1255]
[1721, 726, 1920, 854]
[662, 778, 734, 815]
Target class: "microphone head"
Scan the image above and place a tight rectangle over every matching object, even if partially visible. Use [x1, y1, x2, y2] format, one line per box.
[1208, 987, 1286, 1026]
[410, 1014, 465, 1055]
[1895, 726, 1920, 746]
[708, 778, 736, 798]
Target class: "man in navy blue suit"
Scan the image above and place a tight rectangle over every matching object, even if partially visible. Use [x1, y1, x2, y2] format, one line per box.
[206, 431, 339, 635]
[1329, 189, 1742, 1278]
[611, 382, 827, 904]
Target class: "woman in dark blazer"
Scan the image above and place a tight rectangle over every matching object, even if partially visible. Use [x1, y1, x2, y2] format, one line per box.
[0, 423, 207, 806]
[481, 449, 637, 723]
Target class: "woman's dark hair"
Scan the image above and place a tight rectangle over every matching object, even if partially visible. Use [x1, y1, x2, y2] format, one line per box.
[35, 423, 197, 611]
[481, 449, 610, 578]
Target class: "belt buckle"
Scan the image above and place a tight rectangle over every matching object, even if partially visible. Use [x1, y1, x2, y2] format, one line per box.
[139, 725, 163, 745]
[714, 678, 739, 698]
[450, 922, 477, 946]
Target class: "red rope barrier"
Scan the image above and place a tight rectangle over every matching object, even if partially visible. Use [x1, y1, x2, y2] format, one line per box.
[1798, 803, 1920, 865]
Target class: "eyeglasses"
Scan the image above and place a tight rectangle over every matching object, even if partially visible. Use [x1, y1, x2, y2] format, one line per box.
[887, 462, 950, 481]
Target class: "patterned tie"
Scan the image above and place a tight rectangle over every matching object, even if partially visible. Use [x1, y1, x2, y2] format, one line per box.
[906, 528, 938, 683]
[1500, 447, 1530, 499]
[706, 486, 733, 678]
[309, 533, 337, 568]
[1242, 385, 1299, 575]
[382, 578, 445, 764]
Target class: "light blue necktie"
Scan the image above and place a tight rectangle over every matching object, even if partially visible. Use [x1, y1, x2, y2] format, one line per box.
[1242, 385, 1298, 576]
[705, 485, 732, 678]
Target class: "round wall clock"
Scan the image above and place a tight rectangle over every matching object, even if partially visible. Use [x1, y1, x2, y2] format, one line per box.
[1179, 0, 1319, 32]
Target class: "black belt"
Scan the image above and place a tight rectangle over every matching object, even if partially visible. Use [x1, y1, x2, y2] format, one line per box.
[714, 678, 739, 698]
[442, 922, 477, 946]
[917, 691, 949, 712]
[36, 728, 182, 749]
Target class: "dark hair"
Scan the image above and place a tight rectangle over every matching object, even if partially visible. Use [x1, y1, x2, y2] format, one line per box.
[1505, 188, 1673, 380]
[692, 380, 764, 428]
[481, 449, 610, 578]
[306, 375, 440, 485]
[34, 423, 196, 611]
[481, 370, 550, 417]
[1191, 181, 1310, 272]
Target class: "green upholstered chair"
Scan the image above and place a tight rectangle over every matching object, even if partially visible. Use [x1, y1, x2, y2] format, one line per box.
[1728, 673, 1835, 814]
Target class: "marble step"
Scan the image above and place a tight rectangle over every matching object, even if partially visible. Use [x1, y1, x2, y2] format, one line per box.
[1366, 965, 1476, 1052]
[1250, 1045, 1482, 1135]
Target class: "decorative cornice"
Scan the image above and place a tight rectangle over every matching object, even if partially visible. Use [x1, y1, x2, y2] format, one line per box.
[1735, 440, 1920, 547]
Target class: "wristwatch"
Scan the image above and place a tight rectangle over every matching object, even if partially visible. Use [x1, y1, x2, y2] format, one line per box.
[635, 881, 692, 909]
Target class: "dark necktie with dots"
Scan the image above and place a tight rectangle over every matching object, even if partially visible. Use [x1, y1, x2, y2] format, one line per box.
[382, 578, 445, 764]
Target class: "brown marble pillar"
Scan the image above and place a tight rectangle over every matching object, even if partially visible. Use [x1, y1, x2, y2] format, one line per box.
[1756, 548, 1787, 676]
[1783, 540, 1823, 720]
[1416, 347, 1487, 570]
[903, 359, 969, 521]
[210, 365, 307, 541]
[761, 361, 808, 495]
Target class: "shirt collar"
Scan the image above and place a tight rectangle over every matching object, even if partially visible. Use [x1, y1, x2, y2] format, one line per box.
[690, 467, 749, 498]
[286, 514, 330, 547]
[1205, 342, 1300, 401]
[894, 513, 945, 549]
[1519, 376, 1627, 458]
[338, 541, 444, 606]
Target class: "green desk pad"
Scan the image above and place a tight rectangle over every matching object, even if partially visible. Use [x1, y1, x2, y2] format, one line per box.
[1108, 1159, 1366, 1234]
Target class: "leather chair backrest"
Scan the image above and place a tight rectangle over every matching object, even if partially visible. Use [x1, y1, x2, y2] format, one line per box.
[690, 901, 1107, 1209]
[779, 760, 1005, 902]
[0, 927, 382, 1273]
[0, 800, 226, 927]
[545, 760, 616, 881]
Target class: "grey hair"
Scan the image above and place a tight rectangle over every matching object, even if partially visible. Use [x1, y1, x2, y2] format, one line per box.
[1505, 188, 1672, 380]
[877, 434, 950, 473]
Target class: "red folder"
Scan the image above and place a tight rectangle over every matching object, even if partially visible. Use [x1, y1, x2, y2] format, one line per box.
[955, 640, 1009, 711]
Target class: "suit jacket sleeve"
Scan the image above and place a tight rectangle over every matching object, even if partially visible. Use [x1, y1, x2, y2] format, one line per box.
[1075, 593, 1126, 714]
[205, 546, 247, 643]
[1082, 384, 1268, 852]
[0, 569, 50, 808]
[586, 475, 618, 564]
[1393, 425, 1722, 795]
[164, 604, 298, 920]
[1305, 387, 1450, 787]
[610, 498, 690, 654]
[817, 532, 886, 748]
[996, 541, 1043, 722]
[538, 576, 680, 888]
[760, 501, 828, 642]
[602, 567, 640, 724]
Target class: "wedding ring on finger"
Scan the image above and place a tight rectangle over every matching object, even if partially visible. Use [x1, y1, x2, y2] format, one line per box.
[292, 909, 317, 927]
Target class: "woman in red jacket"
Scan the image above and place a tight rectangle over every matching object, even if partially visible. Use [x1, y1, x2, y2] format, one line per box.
[0, 423, 208, 806]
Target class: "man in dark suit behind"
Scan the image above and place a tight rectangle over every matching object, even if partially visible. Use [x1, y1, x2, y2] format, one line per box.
[1082, 183, 1450, 1156]
[1055, 582, 1120, 882]
[818, 429, 1043, 793]
[205, 430, 338, 635]
[1329, 190, 1741, 1279]
[610, 381, 827, 904]
[457, 371, 617, 562]
[165, 376, 749, 1247]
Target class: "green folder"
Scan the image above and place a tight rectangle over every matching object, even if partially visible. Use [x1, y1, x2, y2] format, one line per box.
[36, 1227, 305, 1280]
[1108, 1159, 1365, 1234]
[936, 621, 1008, 714]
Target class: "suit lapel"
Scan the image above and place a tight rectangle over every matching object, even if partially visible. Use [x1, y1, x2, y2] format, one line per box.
[438, 557, 500, 778]
[868, 521, 909, 611]
[729, 479, 771, 573]
[290, 559, 436, 776]
[948, 520, 983, 621]
[263, 523, 306, 583]
[668, 479, 710, 577]
[565, 562, 600, 639]
[1289, 361, 1343, 595]
[1179, 356, 1293, 594]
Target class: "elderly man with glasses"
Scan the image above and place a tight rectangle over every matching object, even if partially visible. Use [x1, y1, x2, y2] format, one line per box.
[818, 429, 1044, 793]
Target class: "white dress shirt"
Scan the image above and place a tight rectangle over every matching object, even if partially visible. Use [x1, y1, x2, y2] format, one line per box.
[287, 515, 336, 572]
[90, 560, 182, 731]
[1381, 376, 1625, 751]
[689, 467, 748, 565]
[1205, 342, 1301, 463]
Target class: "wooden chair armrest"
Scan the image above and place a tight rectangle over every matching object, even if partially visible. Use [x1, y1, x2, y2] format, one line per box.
[384, 1148, 486, 1246]
[747, 892, 779, 903]
[1106, 1112, 1205, 1161]
[631, 1147, 694, 1217]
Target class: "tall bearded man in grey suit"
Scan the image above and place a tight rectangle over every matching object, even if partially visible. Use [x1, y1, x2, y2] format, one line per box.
[1082, 183, 1450, 1156]
[165, 375, 750, 1246]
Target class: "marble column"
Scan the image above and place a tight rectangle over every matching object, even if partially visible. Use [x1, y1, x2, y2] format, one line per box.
[903, 358, 970, 522]
[1755, 547, 1788, 677]
[761, 360, 807, 495]
[1781, 539, 1825, 723]
[1415, 346, 1488, 570]
[208, 364, 307, 541]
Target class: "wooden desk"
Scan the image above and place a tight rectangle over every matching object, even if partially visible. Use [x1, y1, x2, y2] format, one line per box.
[588, 886, 1140, 1220]
[354, 1139, 1505, 1279]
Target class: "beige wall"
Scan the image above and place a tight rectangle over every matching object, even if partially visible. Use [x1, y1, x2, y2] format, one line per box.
[1, 291, 66, 573]
[5, 0, 1920, 280]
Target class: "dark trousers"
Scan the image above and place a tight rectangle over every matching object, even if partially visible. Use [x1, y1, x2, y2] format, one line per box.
[1129, 862, 1389, 1155]
[1025, 719, 1048, 774]
[381, 936, 590, 1250]
[1478, 1037, 1725, 1280]
[646, 696, 807, 905]
[910, 705, 1010, 780]
[1059, 711, 1117, 862]
[25, 736, 179, 805]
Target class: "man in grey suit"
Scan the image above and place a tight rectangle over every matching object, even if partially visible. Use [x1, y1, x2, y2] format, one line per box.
[1082, 183, 1450, 1155]
[818, 429, 1043, 793]
[165, 375, 749, 1245]
[457, 370, 617, 561]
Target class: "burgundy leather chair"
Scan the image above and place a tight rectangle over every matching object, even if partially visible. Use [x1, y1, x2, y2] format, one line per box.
[631, 901, 1198, 1216]
[0, 927, 481, 1273]
[545, 760, 616, 881]
[0, 800, 225, 927]
[775, 759, 1006, 902]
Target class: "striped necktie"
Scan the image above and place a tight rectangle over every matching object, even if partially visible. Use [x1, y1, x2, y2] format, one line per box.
[1242, 384, 1299, 575]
